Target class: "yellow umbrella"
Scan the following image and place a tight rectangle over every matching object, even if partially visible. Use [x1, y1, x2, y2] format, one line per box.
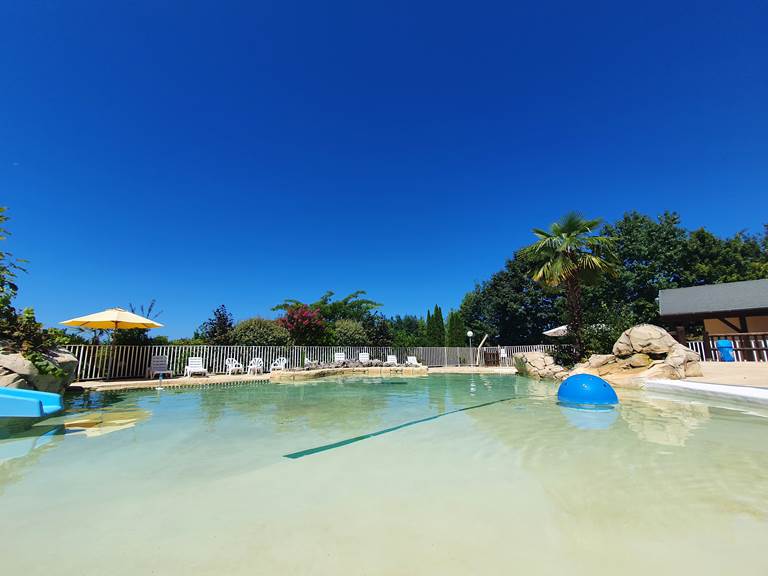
[61, 308, 163, 379]
[61, 307, 163, 331]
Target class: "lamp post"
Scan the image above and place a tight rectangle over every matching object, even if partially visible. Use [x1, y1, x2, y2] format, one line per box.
[467, 330, 474, 366]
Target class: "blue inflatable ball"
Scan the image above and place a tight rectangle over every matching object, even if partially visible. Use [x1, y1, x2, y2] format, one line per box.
[557, 373, 618, 406]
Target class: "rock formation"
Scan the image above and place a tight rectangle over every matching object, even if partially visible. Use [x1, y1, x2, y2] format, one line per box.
[0, 346, 78, 393]
[568, 324, 702, 384]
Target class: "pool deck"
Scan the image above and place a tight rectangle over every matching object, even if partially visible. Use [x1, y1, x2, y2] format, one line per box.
[686, 361, 768, 388]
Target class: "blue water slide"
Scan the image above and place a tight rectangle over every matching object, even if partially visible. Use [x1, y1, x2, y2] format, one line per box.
[0, 388, 63, 418]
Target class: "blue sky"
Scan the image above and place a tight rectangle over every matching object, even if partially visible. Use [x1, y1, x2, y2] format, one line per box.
[2, 0, 767, 338]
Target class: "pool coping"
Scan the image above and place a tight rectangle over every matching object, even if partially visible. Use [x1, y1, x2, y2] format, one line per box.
[644, 378, 768, 406]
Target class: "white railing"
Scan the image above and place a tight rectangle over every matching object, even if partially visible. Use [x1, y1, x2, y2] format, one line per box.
[687, 334, 768, 362]
[62, 344, 558, 381]
[686, 340, 707, 358]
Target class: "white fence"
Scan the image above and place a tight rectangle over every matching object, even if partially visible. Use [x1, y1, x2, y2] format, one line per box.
[62, 344, 558, 381]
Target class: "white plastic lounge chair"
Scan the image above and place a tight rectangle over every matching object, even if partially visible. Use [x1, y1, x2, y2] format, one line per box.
[225, 358, 244, 375]
[358, 352, 370, 363]
[270, 357, 288, 371]
[385, 354, 398, 365]
[406, 356, 421, 367]
[184, 357, 208, 377]
[334, 352, 346, 363]
[146, 355, 173, 379]
[499, 348, 508, 366]
[246, 358, 264, 375]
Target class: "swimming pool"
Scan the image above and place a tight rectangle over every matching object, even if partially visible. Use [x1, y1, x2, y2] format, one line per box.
[1, 373, 766, 575]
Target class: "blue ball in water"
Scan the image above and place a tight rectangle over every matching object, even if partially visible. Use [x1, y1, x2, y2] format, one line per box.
[557, 374, 618, 407]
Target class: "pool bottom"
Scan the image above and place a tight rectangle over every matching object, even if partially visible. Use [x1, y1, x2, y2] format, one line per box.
[0, 374, 766, 575]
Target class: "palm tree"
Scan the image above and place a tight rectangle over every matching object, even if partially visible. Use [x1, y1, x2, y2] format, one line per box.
[522, 212, 618, 359]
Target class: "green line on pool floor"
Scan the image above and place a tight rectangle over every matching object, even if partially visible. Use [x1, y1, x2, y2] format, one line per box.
[283, 396, 518, 459]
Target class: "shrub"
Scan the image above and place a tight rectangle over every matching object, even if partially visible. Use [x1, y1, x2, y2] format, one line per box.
[231, 317, 291, 346]
[330, 319, 369, 346]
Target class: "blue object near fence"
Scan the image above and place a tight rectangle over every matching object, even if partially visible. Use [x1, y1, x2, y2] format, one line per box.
[557, 373, 618, 407]
[716, 339, 735, 362]
[0, 388, 63, 418]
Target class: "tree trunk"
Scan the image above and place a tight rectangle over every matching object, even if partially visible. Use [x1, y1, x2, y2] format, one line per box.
[565, 276, 584, 360]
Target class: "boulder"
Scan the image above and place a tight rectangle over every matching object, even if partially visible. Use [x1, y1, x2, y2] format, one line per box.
[684, 362, 704, 378]
[612, 324, 678, 357]
[513, 351, 566, 380]
[665, 343, 700, 368]
[0, 348, 78, 393]
[627, 353, 652, 368]
[588, 354, 615, 369]
[642, 363, 681, 380]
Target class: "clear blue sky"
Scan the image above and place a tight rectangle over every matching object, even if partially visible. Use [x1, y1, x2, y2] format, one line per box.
[2, 1, 767, 338]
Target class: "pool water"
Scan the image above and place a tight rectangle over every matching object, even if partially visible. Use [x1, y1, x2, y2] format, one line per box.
[1, 374, 767, 575]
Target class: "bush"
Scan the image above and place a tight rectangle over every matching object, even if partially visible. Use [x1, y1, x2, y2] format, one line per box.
[231, 317, 292, 346]
[330, 319, 369, 346]
[550, 343, 579, 368]
[0, 296, 64, 376]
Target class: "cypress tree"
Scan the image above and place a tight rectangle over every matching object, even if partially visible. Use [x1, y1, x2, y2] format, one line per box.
[446, 310, 467, 347]
[425, 305, 446, 346]
[432, 305, 445, 346]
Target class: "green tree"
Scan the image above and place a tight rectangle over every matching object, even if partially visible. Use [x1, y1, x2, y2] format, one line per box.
[273, 290, 382, 323]
[459, 252, 560, 344]
[361, 313, 394, 346]
[523, 212, 618, 359]
[331, 319, 369, 346]
[45, 327, 89, 346]
[445, 310, 467, 347]
[199, 304, 234, 345]
[231, 317, 291, 346]
[391, 315, 430, 347]
[584, 212, 688, 323]
[0, 207, 24, 298]
[426, 305, 445, 346]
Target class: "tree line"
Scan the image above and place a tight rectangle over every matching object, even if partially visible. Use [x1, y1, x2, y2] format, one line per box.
[460, 211, 768, 359]
[96, 292, 471, 349]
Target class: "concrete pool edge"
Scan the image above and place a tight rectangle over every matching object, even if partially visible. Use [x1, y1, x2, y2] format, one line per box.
[644, 378, 768, 406]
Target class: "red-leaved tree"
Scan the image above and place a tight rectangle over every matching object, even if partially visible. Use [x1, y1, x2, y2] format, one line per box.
[276, 304, 326, 345]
